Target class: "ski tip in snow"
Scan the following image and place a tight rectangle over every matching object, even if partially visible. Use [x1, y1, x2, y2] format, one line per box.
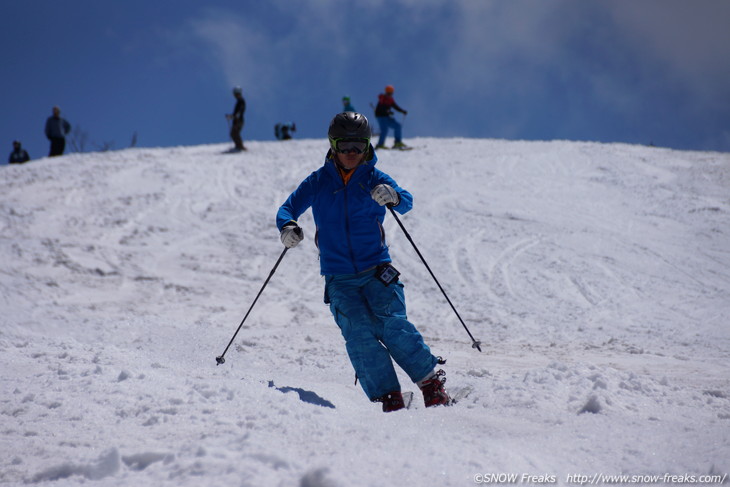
[375, 145, 414, 151]
[448, 385, 474, 406]
[402, 391, 415, 409]
[395, 386, 472, 410]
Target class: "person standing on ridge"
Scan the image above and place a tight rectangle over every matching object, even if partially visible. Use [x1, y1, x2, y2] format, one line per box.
[44, 106, 71, 157]
[226, 86, 246, 151]
[275, 122, 296, 140]
[342, 95, 356, 112]
[374, 85, 408, 149]
[276, 111, 450, 412]
[8, 140, 30, 164]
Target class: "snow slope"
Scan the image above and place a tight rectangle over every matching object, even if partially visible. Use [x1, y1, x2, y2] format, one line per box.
[1, 138, 729, 486]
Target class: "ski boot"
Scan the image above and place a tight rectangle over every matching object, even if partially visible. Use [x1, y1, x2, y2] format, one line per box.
[375, 391, 406, 412]
[392, 141, 408, 150]
[418, 370, 450, 407]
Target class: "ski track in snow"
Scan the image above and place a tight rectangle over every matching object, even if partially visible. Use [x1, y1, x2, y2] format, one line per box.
[0, 138, 729, 486]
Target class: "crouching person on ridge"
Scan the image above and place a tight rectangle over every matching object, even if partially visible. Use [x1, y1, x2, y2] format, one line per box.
[276, 112, 450, 412]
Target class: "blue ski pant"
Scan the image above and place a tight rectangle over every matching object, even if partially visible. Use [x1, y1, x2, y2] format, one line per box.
[325, 268, 439, 400]
[376, 116, 402, 146]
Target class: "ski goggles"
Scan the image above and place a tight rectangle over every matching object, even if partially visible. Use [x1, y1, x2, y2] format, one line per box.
[331, 138, 369, 154]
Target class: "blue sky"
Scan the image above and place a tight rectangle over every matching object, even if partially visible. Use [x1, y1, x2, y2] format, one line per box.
[2, 0, 729, 160]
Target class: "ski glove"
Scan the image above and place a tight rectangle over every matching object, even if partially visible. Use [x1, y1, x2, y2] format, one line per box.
[371, 184, 400, 207]
[280, 224, 304, 248]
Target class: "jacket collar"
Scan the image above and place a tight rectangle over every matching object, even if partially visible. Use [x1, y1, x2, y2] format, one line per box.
[324, 145, 378, 181]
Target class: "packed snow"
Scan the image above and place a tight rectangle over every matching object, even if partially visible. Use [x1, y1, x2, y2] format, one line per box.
[1, 137, 729, 486]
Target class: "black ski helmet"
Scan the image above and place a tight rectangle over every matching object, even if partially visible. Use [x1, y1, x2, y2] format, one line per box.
[328, 112, 371, 141]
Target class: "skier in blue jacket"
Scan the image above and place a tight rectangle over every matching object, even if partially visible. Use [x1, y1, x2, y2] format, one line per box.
[276, 112, 450, 412]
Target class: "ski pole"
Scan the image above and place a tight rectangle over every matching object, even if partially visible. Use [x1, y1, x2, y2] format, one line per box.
[216, 247, 289, 365]
[387, 207, 482, 352]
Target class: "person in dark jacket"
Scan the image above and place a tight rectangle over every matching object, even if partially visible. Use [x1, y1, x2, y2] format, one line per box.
[44, 106, 71, 157]
[275, 122, 296, 140]
[8, 140, 30, 164]
[276, 112, 450, 412]
[374, 85, 408, 149]
[225, 86, 246, 151]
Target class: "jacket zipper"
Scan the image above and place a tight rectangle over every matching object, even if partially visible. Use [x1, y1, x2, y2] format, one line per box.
[342, 185, 360, 274]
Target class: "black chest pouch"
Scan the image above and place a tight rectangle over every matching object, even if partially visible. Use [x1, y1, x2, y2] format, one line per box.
[375, 263, 400, 286]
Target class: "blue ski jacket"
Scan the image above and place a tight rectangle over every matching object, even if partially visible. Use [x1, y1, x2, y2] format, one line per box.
[44, 116, 71, 140]
[277, 149, 413, 275]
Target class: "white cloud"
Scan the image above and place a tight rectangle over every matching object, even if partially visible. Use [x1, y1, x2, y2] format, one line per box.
[185, 4, 352, 100]
[188, 11, 269, 93]
[604, 1, 730, 103]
